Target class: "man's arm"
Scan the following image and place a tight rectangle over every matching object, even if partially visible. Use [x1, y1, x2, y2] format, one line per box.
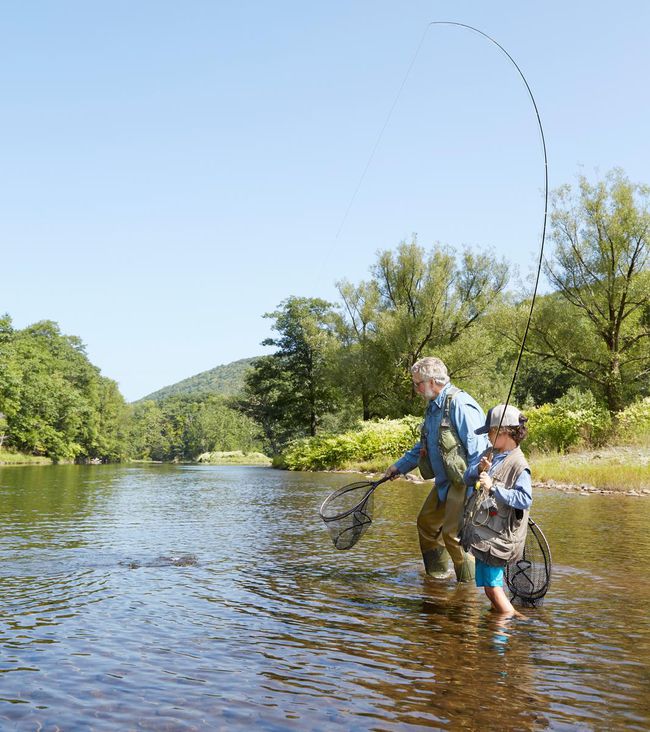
[386, 441, 422, 477]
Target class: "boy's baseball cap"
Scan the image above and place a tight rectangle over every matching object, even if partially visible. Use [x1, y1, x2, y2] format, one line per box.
[475, 404, 523, 434]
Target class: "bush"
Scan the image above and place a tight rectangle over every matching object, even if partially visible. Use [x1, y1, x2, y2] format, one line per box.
[615, 397, 650, 444]
[526, 389, 611, 453]
[279, 416, 421, 471]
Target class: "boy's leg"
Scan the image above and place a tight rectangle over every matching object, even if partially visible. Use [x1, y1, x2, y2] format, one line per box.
[484, 586, 516, 615]
[480, 564, 516, 614]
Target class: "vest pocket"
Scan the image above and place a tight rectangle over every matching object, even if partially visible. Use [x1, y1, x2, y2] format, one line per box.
[439, 426, 467, 484]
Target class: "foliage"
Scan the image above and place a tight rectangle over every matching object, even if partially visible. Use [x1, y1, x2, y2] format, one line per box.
[138, 358, 255, 402]
[129, 393, 265, 462]
[368, 238, 509, 415]
[278, 416, 421, 471]
[614, 397, 650, 444]
[196, 450, 271, 465]
[528, 170, 650, 413]
[0, 316, 129, 462]
[237, 297, 342, 451]
[525, 389, 612, 453]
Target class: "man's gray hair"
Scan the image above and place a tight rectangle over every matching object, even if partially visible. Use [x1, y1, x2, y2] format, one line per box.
[411, 357, 450, 385]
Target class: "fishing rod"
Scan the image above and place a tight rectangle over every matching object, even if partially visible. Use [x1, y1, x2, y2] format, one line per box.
[338, 21, 548, 456]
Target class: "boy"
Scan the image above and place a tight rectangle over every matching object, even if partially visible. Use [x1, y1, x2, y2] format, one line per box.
[461, 404, 531, 616]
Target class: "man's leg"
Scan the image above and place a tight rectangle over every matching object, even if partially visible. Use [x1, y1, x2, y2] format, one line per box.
[441, 481, 475, 582]
[417, 486, 449, 575]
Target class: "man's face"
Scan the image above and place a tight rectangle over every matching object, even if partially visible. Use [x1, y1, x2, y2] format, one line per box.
[413, 376, 440, 401]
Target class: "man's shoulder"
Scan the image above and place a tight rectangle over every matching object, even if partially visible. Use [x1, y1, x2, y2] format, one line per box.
[448, 385, 482, 410]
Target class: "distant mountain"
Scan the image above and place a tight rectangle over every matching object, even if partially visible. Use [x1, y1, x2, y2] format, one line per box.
[138, 357, 257, 402]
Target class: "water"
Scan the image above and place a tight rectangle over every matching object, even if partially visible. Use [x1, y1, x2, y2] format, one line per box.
[0, 464, 648, 731]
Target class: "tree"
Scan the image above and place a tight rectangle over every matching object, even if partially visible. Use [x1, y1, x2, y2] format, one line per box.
[528, 171, 650, 413]
[370, 238, 509, 414]
[241, 297, 341, 449]
[334, 279, 387, 420]
[0, 317, 129, 461]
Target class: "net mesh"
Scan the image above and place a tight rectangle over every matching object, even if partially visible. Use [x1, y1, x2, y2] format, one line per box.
[505, 519, 552, 607]
[319, 481, 376, 551]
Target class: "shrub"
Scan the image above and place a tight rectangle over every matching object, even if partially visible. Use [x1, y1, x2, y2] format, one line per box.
[526, 389, 612, 453]
[279, 416, 421, 471]
[615, 397, 650, 444]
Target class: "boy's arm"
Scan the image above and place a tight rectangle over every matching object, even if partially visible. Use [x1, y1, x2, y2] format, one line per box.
[494, 469, 532, 510]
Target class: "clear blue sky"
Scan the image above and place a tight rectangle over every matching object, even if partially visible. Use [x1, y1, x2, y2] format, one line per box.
[2, 1, 649, 401]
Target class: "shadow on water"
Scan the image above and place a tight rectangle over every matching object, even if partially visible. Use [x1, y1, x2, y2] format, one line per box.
[0, 465, 648, 730]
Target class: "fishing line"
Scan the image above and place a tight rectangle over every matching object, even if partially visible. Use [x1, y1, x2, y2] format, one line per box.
[336, 21, 548, 430]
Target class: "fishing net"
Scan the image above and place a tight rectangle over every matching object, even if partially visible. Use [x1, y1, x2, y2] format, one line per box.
[505, 519, 552, 607]
[319, 479, 382, 550]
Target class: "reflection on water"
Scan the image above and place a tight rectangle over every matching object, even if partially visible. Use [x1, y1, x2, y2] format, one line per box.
[0, 465, 649, 730]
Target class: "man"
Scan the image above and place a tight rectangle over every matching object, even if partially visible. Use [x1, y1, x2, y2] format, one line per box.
[385, 356, 489, 582]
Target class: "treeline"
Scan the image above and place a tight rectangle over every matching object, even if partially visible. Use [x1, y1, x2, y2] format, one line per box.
[2, 170, 648, 464]
[240, 170, 650, 454]
[129, 394, 264, 462]
[0, 317, 129, 461]
[0, 319, 264, 463]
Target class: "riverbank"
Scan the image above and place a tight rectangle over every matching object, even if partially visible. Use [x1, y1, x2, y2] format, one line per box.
[336, 445, 650, 495]
[0, 451, 52, 465]
[196, 450, 271, 466]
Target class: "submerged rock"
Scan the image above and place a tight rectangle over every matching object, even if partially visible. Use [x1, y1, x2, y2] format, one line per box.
[121, 553, 198, 569]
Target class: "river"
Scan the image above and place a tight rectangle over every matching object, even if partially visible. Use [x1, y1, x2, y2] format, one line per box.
[0, 464, 648, 731]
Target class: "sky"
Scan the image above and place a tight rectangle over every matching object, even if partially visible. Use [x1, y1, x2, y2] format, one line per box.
[2, 1, 649, 401]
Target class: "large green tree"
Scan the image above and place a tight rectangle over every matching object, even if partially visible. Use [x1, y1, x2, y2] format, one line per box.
[369, 238, 509, 414]
[241, 297, 341, 449]
[0, 317, 129, 461]
[527, 171, 650, 413]
[334, 279, 387, 420]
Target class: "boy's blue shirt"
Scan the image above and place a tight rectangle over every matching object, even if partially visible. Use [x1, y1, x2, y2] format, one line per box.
[465, 449, 533, 510]
[394, 382, 489, 501]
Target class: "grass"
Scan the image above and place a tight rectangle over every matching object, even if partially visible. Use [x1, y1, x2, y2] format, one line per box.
[196, 450, 271, 466]
[529, 446, 650, 491]
[0, 450, 52, 465]
[325, 446, 650, 493]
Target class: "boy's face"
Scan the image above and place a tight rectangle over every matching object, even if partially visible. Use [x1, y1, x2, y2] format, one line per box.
[488, 427, 514, 451]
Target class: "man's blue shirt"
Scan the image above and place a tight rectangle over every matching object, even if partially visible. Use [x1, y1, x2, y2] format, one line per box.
[394, 383, 489, 501]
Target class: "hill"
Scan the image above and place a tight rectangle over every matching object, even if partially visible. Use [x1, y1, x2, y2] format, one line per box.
[138, 357, 257, 402]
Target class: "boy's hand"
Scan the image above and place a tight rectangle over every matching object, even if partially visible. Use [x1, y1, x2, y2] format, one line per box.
[478, 472, 493, 491]
[478, 455, 492, 473]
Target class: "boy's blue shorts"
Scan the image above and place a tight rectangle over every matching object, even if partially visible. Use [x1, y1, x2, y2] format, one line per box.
[475, 559, 504, 587]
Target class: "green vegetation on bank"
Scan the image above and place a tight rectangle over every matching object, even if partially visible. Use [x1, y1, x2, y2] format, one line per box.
[0, 450, 52, 465]
[1, 170, 648, 468]
[277, 396, 650, 491]
[530, 449, 650, 492]
[240, 170, 649, 459]
[0, 317, 129, 462]
[197, 450, 271, 465]
[129, 393, 266, 462]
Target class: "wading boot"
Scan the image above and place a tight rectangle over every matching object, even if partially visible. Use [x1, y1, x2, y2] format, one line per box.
[422, 548, 451, 578]
[453, 554, 475, 583]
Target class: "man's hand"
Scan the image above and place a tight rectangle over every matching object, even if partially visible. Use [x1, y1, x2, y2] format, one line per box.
[384, 464, 401, 480]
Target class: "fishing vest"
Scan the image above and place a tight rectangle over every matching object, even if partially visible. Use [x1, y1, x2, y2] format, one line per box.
[460, 447, 530, 567]
[417, 386, 468, 487]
